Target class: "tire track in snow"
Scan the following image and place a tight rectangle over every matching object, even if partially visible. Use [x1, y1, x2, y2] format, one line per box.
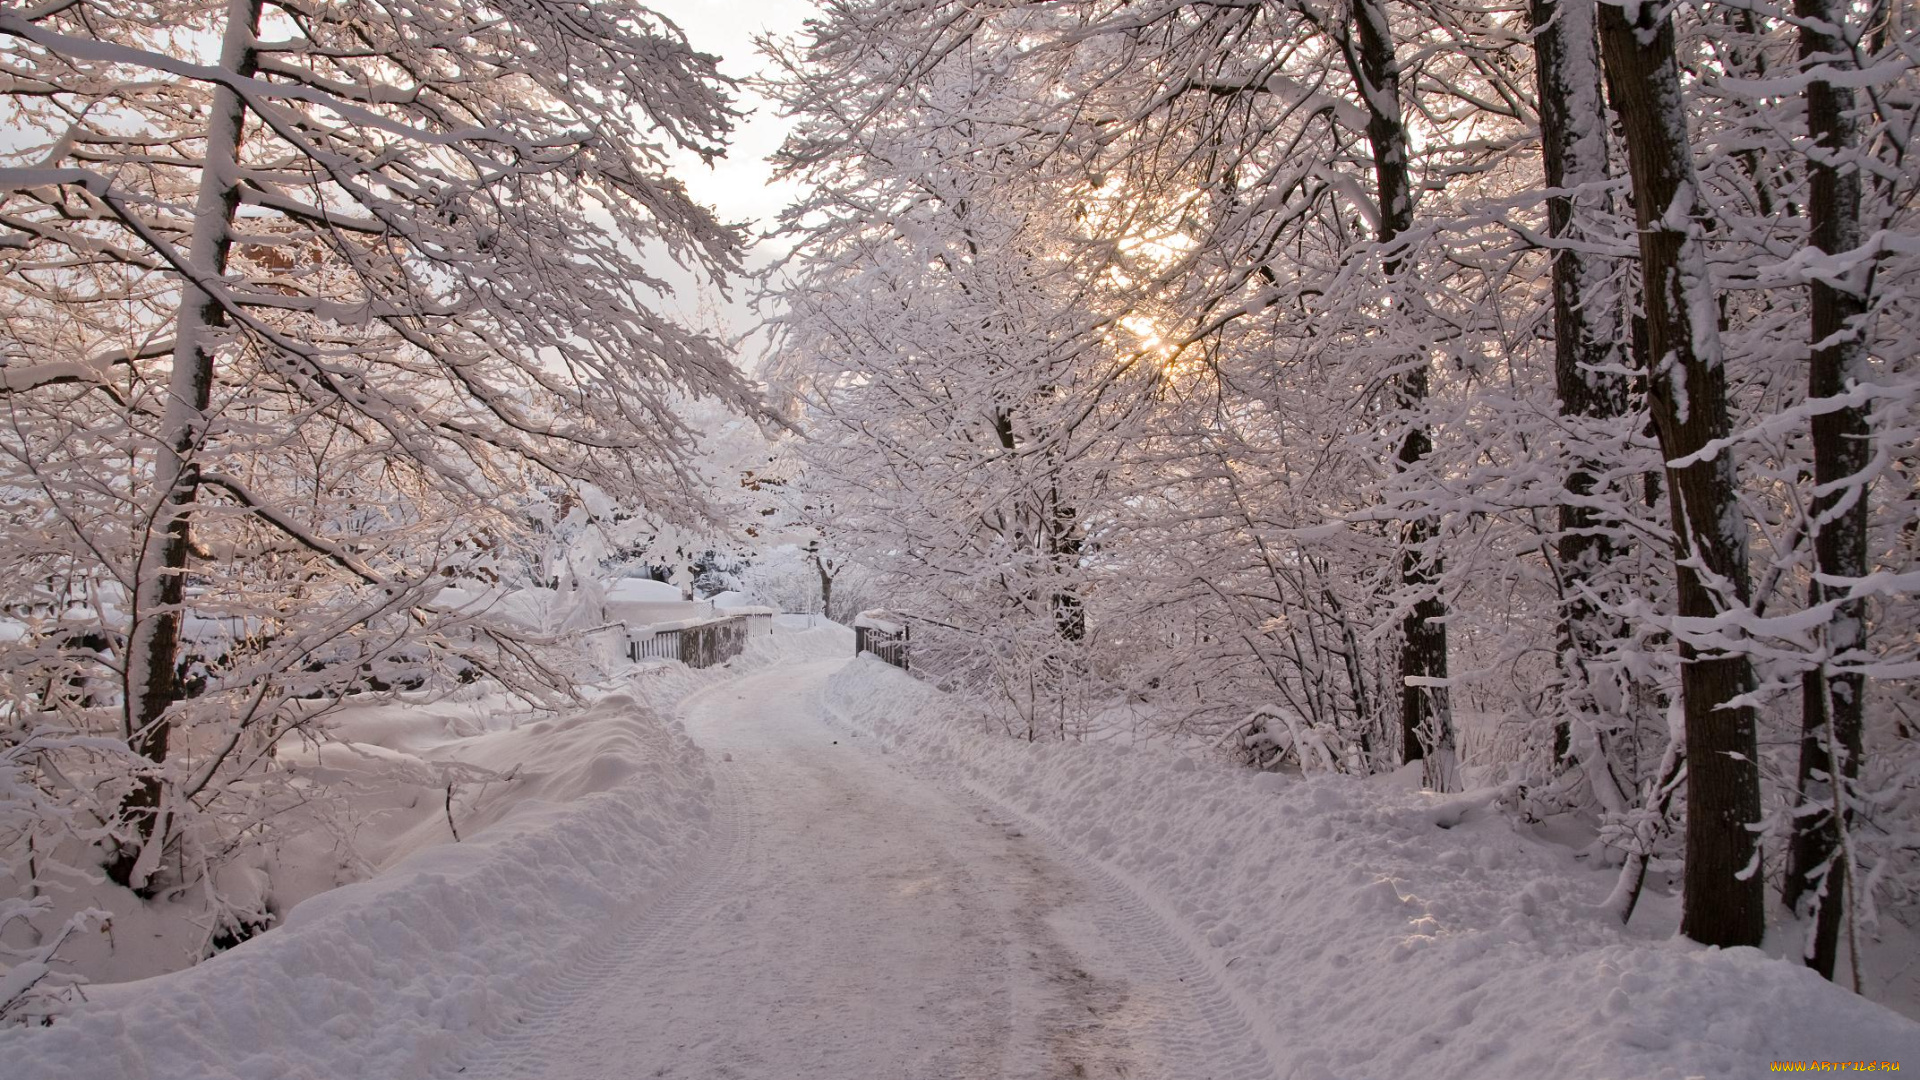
[974, 792, 1282, 1080]
[440, 660, 1282, 1080]
[821, 694, 1285, 1080]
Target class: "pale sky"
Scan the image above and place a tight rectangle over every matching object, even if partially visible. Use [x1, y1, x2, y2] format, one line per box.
[653, 0, 814, 237]
[0, 1, 815, 371]
[646, 0, 816, 366]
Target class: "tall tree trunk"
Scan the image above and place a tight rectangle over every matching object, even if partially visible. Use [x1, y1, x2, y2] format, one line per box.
[1342, 0, 1454, 790]
[1533, 0, 1632, 784]
[806, 544, 837, 622]
[1599, 0, 1764, 948]
[108, 0, 262, 891]
[1049, 490, 1086, 643]
[1783, 0, 1871, 983]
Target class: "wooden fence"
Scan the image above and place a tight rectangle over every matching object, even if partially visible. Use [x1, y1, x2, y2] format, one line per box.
[628, 611, 772, 670]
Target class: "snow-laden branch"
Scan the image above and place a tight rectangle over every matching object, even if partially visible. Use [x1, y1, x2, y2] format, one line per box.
[195, 472, 385, 586]
[0, 339, 173, 394]
[0, 14, 570, 154]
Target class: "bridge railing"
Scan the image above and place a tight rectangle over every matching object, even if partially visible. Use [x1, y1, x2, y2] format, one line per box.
[627, 609, 774, 670]
[853, 612, 909, 672]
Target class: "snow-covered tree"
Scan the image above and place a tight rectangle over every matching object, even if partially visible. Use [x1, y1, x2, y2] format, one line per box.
[762, 0, 1920, 968]
[765, 44, 1132, 726]
[0, 0, 758, 908]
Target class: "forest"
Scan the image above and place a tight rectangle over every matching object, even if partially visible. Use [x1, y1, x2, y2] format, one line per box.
[764, 0, 1920, 974]
[2, 0, 1918, 1068]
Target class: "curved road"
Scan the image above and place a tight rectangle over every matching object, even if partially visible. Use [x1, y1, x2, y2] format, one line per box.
[447, 658, 1274, 1080]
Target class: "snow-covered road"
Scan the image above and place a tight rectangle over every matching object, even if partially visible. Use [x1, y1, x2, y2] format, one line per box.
[442, 658, 1276, 1080]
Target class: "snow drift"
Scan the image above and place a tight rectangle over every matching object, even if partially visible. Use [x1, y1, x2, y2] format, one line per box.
[0, 687, 713, 1080]
[823, 656, 1920, 1079]
[0, 626, 855, 1080]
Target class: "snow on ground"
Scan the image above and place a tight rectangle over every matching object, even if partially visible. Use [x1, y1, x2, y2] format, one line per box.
[0, 627, 848, 1080]
[439, 654, 1282, 1080]
[823, 656, 1920, 1079]
[12, 629, 1913, 1080]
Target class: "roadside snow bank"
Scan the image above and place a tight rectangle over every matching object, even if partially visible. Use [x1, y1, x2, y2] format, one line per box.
[2, 694, 712, 1080]
[3, 628, 855, 1078]
[825, 657, 1920, 1080]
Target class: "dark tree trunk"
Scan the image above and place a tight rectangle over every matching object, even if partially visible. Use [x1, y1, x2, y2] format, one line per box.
[1532, 0, 1631, 779]
[108, 0, 262, 892]
[805, 542, 840, 623]
[1783, 0, 1871, 983]
[1599, 0, 1764, 949]
[1342, 0, 1454, 789]
[1050, 493, 1085, 643]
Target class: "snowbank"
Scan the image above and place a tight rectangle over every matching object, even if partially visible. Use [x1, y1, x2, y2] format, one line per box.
[4, 627, 855, 1078]
[824, 657, 1920, 1080]
[1, 698, 725, 1079]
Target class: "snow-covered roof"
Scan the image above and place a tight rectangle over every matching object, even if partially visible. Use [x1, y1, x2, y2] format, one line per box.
[606, 578, 682, 603]
[852, 610, 904, 634]
[629, 608, 776, 635]
[608, 600, 710, 628]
